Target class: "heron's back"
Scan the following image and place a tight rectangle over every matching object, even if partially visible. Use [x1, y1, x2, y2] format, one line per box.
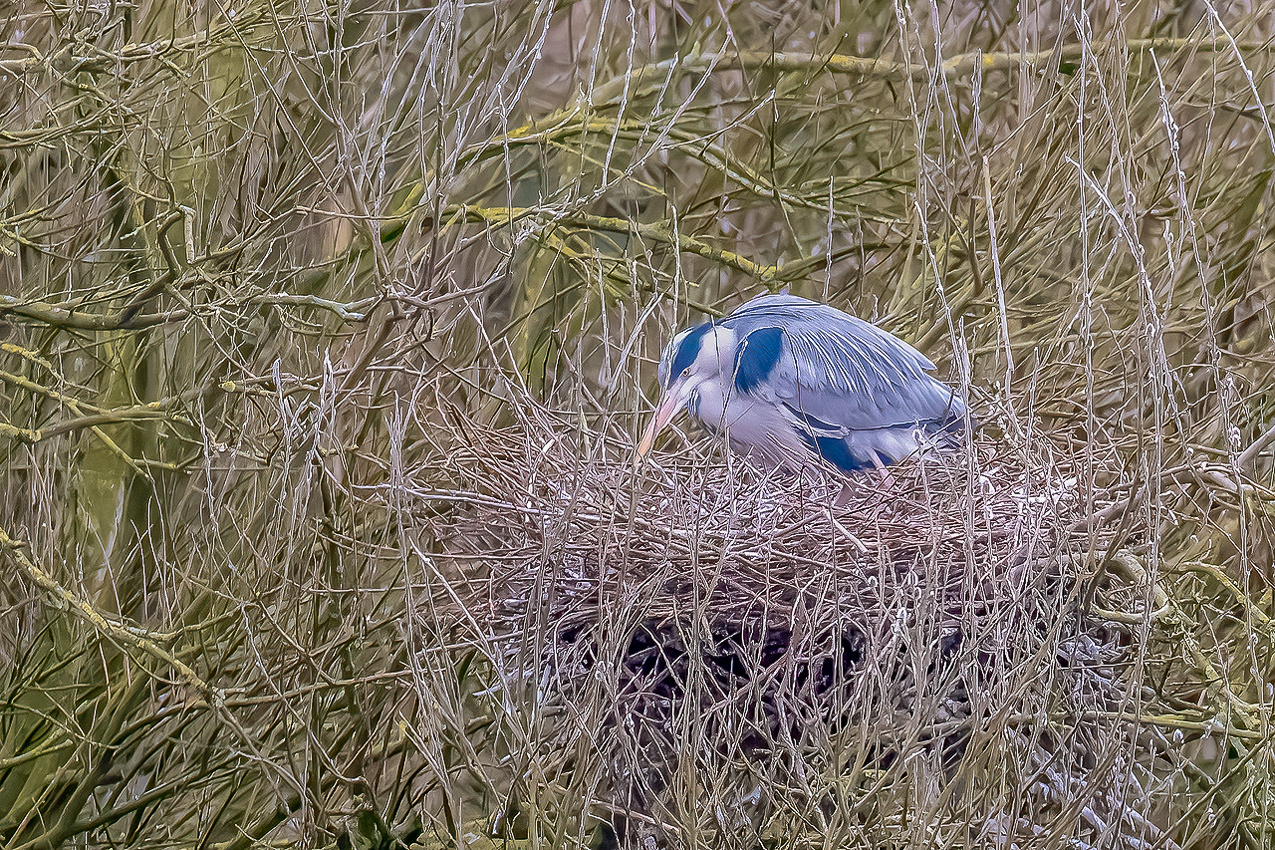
[717, 294, 967, 472]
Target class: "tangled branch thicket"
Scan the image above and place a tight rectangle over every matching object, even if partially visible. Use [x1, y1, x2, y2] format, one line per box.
[1, 0, 1273, 848]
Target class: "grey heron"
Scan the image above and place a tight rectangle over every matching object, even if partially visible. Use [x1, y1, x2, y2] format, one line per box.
[636, 294, 968, 474]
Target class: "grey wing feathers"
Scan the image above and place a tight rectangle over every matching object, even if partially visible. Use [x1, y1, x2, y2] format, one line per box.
[725, 294, 964, 433]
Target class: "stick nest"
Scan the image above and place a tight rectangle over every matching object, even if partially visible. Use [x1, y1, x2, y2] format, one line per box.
[420, 411, 1170, 849]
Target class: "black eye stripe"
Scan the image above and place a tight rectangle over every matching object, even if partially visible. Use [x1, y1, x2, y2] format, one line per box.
[668, 322, 712, 381]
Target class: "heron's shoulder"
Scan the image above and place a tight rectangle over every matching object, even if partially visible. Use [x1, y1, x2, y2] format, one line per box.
[724, 295, 936, 378]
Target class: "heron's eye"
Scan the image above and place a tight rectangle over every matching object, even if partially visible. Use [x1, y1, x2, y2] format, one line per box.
[680, 367, 690, 377]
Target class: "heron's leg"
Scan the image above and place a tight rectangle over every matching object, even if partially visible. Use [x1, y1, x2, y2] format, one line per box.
[834, 482, 853, 507]
[870, 452, 893, 483]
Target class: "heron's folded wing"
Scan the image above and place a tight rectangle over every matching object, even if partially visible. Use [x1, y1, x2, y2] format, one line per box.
[725, 300, 963, 433]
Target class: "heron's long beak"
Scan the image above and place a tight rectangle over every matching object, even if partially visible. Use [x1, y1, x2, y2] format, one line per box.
[635, 381, 693, 463]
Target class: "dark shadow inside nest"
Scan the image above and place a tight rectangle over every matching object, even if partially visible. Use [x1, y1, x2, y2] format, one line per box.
[553, 609, 981, 850]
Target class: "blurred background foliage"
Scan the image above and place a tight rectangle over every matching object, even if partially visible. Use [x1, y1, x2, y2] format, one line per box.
[1, 0, 1274, 847]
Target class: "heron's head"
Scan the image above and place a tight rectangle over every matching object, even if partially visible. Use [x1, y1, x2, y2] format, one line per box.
[636, 322, 737, 462]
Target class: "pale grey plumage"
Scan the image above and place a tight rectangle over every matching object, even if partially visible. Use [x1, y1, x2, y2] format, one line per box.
[637, 294, 968, 474]
[721, 294, 957, 431]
